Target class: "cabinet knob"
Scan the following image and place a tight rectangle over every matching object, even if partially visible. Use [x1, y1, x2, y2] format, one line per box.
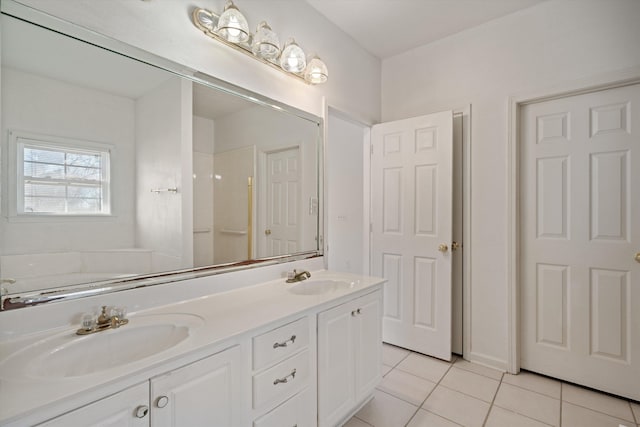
[156, 395, 169, 408]
[134, 405, 149, 418]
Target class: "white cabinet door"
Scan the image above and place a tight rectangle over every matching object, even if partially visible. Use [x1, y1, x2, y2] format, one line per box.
[37, 383, 149, 427]
[317, 299, 355, 427]
[353, 291, 382, 399]
[371, 111, 454, 360]
[317, 290, 382, 427]
[150, 345, 243, 427]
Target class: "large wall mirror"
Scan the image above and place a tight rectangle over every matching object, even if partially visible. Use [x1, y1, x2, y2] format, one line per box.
[0, 9, 322, 309]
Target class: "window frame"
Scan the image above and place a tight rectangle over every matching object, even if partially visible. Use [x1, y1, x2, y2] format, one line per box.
[8, 130, 114, 219]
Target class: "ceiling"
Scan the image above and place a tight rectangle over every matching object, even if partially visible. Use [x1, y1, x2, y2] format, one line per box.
[305, 0, 547, 59]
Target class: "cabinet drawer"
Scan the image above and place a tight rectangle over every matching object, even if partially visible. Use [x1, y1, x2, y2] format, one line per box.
[253, 388, 310, 427]
[253, 317, 308, 370]
[253, 349, 309, 409]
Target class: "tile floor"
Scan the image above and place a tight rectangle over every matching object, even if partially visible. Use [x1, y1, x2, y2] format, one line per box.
[344, 343, 640, 427]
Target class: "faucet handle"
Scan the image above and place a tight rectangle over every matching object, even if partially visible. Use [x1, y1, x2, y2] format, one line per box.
[110, 306, 127, 320]
[286, 270, 297, 281]
[81, 313, 96, 331]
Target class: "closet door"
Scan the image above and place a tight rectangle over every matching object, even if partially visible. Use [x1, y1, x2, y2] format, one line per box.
[521, 83, 640, 400]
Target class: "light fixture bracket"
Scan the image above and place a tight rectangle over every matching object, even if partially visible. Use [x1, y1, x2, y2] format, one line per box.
[192, 7, 311, 84]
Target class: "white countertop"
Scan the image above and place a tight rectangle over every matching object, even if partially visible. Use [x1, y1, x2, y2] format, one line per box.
[0, 269, 384, 425]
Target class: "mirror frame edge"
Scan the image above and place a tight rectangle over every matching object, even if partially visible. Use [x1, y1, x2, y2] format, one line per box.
[0, 0, 325, 311]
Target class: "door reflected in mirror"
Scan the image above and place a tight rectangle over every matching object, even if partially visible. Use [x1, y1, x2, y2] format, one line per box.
[0, 13, 320, 298]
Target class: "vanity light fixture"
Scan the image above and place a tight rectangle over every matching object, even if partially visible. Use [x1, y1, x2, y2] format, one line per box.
[280, 38, 306, 73]
[192, 3, 328, 85]
[215, 0, 249, 43]
[252, 21, 280, 61]
[305, 55, 329, 84]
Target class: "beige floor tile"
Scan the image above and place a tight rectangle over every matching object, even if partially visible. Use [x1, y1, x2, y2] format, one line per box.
[381, 364, 393, 377]
[382, 343, 410, 366]
[562, 383, 635, 422]
[342, 417, 372, 427]
[355, 389, 418, 427]
[632, 402, 640, 422]
[562, 401, 635, 427]
[396, 353, 451, 383]
[422, 385, 490, 427]
[494, 383, 560, 426]
[453, 358, 504, 380]
[377, 369, 436, 406]
[440, 367, 500, 402]
[485, 406, 553, 427]
[406, 408, 462, 427]
[502, 370, 561, 399]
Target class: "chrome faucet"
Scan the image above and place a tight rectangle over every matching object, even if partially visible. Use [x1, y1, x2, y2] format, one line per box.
[286, 269, 311, 283]
[76, 306, 128, 335]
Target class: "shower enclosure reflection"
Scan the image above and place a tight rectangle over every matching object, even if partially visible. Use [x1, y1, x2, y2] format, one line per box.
[0, 13, 320, 298]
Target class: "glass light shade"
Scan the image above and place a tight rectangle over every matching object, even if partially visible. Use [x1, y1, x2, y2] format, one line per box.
[215, 1, 249, 43]
[252, 21, 280, 61]
[280, 38, 306, 73]
[304, 56, 328, 84]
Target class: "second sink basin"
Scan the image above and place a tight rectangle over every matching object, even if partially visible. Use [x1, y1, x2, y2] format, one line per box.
[0, 313, 204, 380]
[288, 279, 352, 295]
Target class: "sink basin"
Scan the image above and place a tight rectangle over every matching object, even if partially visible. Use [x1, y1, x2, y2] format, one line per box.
[0, 313, 203, 379]
[288, 279, 353, 295]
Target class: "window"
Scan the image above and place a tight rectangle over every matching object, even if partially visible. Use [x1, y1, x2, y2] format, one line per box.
[14, 133, 112, 216]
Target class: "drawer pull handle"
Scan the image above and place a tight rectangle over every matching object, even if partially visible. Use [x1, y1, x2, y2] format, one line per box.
[273, 368, 297, 385]
[351, 308, 362, 316]
[273, 335, 296, 348]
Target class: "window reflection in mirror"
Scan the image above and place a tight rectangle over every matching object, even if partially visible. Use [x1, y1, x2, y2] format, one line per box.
[0, 13, 320, 298]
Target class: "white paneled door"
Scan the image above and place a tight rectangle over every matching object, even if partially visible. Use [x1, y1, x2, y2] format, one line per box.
[521, 84, 640, 400]
[371, 111, 453, 360]
[265, 147, 301, 256]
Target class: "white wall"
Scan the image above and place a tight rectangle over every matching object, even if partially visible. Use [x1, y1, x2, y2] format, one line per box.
[381, 0, 640, 368]
[0, 68, 136, 254]
[14, 0, 382, 124]
[135, 77, 193, 272]
[193, 116, 215, 267]
[193, 115, 215, 155]
[326, 112, 367, 274]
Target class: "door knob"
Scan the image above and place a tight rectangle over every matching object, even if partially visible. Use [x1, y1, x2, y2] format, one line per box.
[438, 244, 448, 253]
[451, 241, 461, 251]
[635, 252, 640, 263]
[265, 229, 272, 235]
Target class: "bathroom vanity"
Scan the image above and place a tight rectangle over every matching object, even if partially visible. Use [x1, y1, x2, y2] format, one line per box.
[0, 270, 384, 426]
[0, 2, 383, 425]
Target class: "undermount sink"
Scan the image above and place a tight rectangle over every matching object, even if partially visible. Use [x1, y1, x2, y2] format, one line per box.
[0, 313, 204, 379]
[288, 279, 353, 295]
